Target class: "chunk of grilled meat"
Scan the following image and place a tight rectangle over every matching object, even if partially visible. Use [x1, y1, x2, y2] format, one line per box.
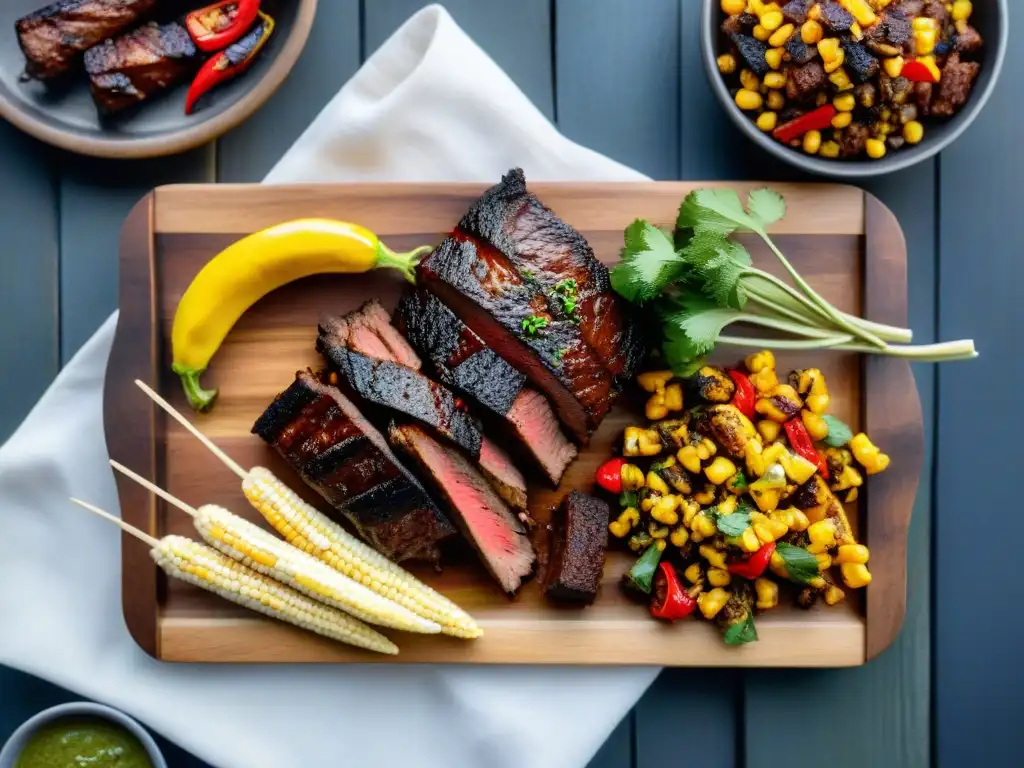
[83, 21, 198, 114]
[693, 404, 757, 459]
[16, 0, 157, 81]
[544, 491, 609, 604]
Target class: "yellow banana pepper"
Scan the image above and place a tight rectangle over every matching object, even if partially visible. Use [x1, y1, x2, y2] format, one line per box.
[171, 219, 431, 411]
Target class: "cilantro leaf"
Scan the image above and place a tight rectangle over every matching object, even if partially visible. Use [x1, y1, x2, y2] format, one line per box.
[610, 219, 685, 303]
[715, 508, 752, 537]
[681, 230, 753, 309]
[731, 470, 748, 491]
[676, 189, 759, 236]
[775, 543, 820, 584]
[724, 611, 758, 646]
[747, 188, 786, 229]
[662, 293, 741, 357]
[822, 415, 854, 447]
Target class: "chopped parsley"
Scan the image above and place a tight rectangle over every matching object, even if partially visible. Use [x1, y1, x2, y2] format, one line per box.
[551, 278, 581, 323]
[552, 346, 568, 365]
[522, 314, 550, 336]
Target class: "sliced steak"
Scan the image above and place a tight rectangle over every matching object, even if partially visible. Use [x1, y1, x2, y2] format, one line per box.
[786, 60, 827, 103]
[842, 40, 879, 83]
[781, 0, 813, 25]
[931, 51, 980, 117]
[818, 2, 855, 33]
[397, 290, 577, 484]
[16, 0, 156, 81]
[544, 491, 609, 605]
[84, 21, 198, 114]
[390, 424, 535, 594]
[252, 371, 455, 563]
[954, 24, 984, 55]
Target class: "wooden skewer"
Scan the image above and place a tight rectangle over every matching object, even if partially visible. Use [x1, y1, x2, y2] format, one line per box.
[69, 497, 161, 549]
[109, 459, 199, 519]
[133, 379, 246, 480]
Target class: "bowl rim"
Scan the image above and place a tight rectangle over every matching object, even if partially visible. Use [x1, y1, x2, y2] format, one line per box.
[0, 702, 167, 768]
[700, 0, 1008, 177]
[0, 0, 317, 159]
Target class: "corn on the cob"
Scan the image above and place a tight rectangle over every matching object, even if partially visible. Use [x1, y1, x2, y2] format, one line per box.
[69, 499, 397, 655]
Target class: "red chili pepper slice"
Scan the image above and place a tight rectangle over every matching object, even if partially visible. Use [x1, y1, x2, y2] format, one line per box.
[650, 562, 697, 621]
[727, 541, 775, 580]
[772, 105, 837, 144]
[185, 11, 275, 115]
[186, 0, 261, 53]
[783, 418, 830, 480]
[901, 59, 939, 83]
[595, 457, 627, 494]
[727, 369, 756, 420]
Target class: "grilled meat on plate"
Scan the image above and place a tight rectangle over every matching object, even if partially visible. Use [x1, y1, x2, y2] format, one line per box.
[252, 370, 455, 564]
[84, 21, 198, 114]
[390, 424, 535, 594]
[16, 0, 156, 81]
[318, 303, 528, 512]
[397, 290, 577, 484]
[544, 491, 610, 605]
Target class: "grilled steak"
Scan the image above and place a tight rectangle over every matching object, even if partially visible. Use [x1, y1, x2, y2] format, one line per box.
[390, 424, 535, 594]
[16, 0, 156, 81]
[544, 491, 609, 604]
[83, 21, 197, 114]
[318, 304, 528, 511]
[397, 290, 577, 484]
[252, 371, 455, 563]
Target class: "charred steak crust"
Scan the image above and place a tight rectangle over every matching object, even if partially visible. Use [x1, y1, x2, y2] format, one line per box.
[252, 372, 454, 563]
[545, 491, 610, 604]
[83, 21, 198, 114]
[16, 0, 157, 81]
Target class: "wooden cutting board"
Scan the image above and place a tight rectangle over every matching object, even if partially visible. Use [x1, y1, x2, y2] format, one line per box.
[105, 181, 922, 666]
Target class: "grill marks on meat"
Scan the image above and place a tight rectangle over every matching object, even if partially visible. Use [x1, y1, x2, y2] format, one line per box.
[397, 290, 577, 484]
[544, 491, 609, 605]
[390, 424, 535, 594]
[252, 371, 454, 563]
[16, 0, 156, 81]
[318, 303, 528, 511]
[84, 21, 197, 114]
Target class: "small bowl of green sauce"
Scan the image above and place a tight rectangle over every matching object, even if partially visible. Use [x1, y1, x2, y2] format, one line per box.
[0, 702, 165, 768]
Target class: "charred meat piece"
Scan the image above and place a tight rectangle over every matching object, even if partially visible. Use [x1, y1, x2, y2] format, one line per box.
[932, 52, 980, 117]
[732, 34, 770, 76]
[319, 306, 528, 511]
[694, 404, 755, 460]
[390, 424, 535, 594]
[544, 491, 609, 605]
[786, 60, 827, 103]
[866, 9, 911, 56]
[842, 40, 879, 83]
[838, 123, 870, 157]
[397, 290, 577, 484]
[786, 37, 818, 65]
[818, 2, 855, 33]
[688, 366, 735, 404]
[921, 0, 949, 27]
[913, 81, 934, 117]
[16, 0, 156, 81]
[252, 371, 455, 563]
[781, 0, 813, 24]
[84, 21, 198, 114]
[954, 24, 984, 55]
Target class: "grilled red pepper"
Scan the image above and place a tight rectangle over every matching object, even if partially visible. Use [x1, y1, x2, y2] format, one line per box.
[783, 418, 830, 479]
[650, 562, 697, 621]
[728, 369, 756, 420]
[772, 105, 837, 143]
[728, 541, 775, 580]
[595, 457, 628, 494]
[186, 0, 261, 53]
[185, 11, 275, 115]
[901, 59, 940, 83]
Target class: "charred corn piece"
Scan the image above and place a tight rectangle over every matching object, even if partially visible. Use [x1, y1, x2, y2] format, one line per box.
[670, 525, 690, 548]
[757, 419, 781, 443]
[755, 577, 778, 610]
[609, 507, 641, 538]
[840, 563, 872, 588]
[705, 457, 737, 485]
[663, 383, 684, 412]
[849, 433, 890, 475]
[637, 370, 674, 392]
[624, 426, 663, 457]
[792, 368, 830, 414]
[755, 384, 802, 423]
[698, 587, 731, 619]
[708, 567, 732, 587]
[621, 463, 645, 491]
[801, 409, 829, 441]
[700, 544, 728, 570]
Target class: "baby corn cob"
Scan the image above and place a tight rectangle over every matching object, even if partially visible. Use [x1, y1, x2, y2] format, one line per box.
[111, 460, 440, 634]
[69, 499, 397, 655]
[135, 379, 482, 639]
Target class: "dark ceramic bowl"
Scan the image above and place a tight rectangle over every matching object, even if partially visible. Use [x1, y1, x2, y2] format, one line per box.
[701, 0, 1007, 177]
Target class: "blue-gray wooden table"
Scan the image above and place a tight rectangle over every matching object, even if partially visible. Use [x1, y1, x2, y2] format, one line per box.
[1, 2, 1019, 766]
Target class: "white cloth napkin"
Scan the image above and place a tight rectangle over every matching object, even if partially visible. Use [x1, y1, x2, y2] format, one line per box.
[0, 7, 658, 768]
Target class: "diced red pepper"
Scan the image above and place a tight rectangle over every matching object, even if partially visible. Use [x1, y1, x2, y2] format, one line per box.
[595, 457, 628, 494]
[772, 105, 837, 144]
[186, 0, 261, 53]
[728, 369, 756, 420]
[783, 418, 830, 480]
[185, 11, 275, 115]
[901, 59, 940, 83]
[728, 542, 775, 580]
[650, 562, 697, 621]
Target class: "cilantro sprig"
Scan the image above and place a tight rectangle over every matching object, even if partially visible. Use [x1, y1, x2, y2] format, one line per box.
[611, 188, 977, 373]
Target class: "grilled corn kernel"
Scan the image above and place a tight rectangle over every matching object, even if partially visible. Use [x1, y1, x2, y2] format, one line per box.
[904, 120, 924, 144]
[694, 484, 717, 505]
[816, 553, 833, 570]
[824, 584, 846, 605]
[802, 130, 822, 155]
[807, 576, 827, 589]
[824, 48, 845, 72]
[760, 10, 784, 31]
[707, 567, 732, 588]
[705, 457, 737, 486]
[915, 27, 937, 55]
[883, 55, 905, 78]
[865, 138, 886, 159]
[677, 445, 702, 474]
[651, 495, 681, 525]
[765, 47, 785, 70]
[807, 520, 837, 554]
[841, 562, 872, 588]
[740, 68, 759, 91]
[638, 369, 673, 392]
[766, 89, 786, 111]
[722, 0, 747, 15]
[801, 409, 829, 441]
[817, 37, 841, 62]
[700, 544, 728, 570]
[756, 419, 780, 443]
[693, 513, 718, 540]
[755, 384, 801, 423]
[829, 112, 853, 130]
[952, 0, 972, 21]
[718, 495, 738, 516]
[640, 495, 657, 513]
[840, 0, 876, 25]
[801, 19, 823, 43]
[911, 16, 936, 31]
[753, 23, 771, 41]
[649, 521, 670, 540]
[757, 111, 779, 132]
[780, 451, 818, 484]
[835, 544, 870, 565]
[834, 94, 856, 113]
[829, 69, 853, 92]
[698, 588, 731, 619]
[681, 497, 701, 527]
[755, 578, 779, 609]
[663, 383, 684, 412]
[684, 562, 703, 584]
[768, 22, 795, 47]
[746, 350, 775, 373]
[849, 433, 890, 474]
[788, 508, 810, 531]
[763, 71, 787, 90]
[850, 20, 863, 39]
[736, 527, 762, 553]
[670, 526, 690, 547]
[717, 53, 739, 75]
[654, 539, 668, 553]
[808, 2, 822, 20]
[621, 464, 645, 491]
[624, 427, 662, 457]
[609, 507, 641, 538]
[646, 393, 669, 421]
[697, 438, 718, 461]
[818, 140, 841, 159]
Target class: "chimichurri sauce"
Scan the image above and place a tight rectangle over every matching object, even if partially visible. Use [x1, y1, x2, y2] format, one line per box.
[15, 719, 152, 768]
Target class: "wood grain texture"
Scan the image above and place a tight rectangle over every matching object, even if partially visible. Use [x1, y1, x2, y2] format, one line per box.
[105, 181, 916, 666]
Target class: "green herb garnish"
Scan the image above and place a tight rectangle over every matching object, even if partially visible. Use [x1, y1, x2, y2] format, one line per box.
[714, 507, 752, 537]
[822, 415, 853, 447]
[730, 470, 748, 491]
[775, 542, 820, 584]
[624, 544, 663, 594]
[552, 347, 568, 365]
[610, 188, 976, 373]
[521, 314, 550, 336]
[619, 490, 638, 509]
[551, 278, 581, 323]
[723, 611, 758, 646]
